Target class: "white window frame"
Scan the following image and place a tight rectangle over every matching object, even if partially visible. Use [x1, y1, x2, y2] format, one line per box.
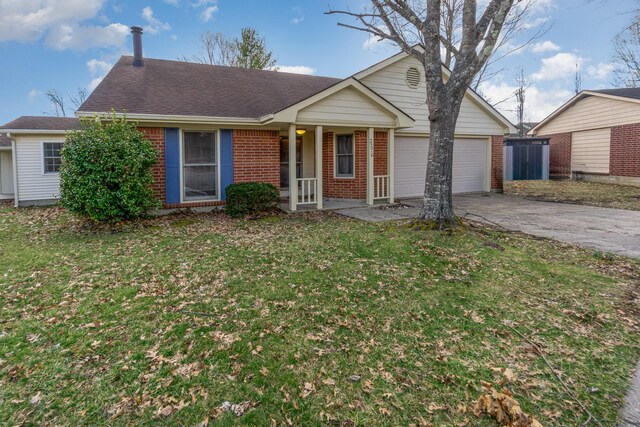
[179, 129, 221, 203]
[42, 141, 64, 175]
[334, 133, 356, 179]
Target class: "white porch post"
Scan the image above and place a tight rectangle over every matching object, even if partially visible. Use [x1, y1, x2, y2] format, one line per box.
[388, 129, 395, 203]
[315, 125, 323, 209]
[366, 127, 375, 205]
[288, 124, 297, 212]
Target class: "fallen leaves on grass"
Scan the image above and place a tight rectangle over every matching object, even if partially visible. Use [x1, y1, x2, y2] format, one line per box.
[473, 382, 543, 427]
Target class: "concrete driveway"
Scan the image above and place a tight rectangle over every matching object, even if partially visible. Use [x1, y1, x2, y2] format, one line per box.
[338, 193, 640, 259]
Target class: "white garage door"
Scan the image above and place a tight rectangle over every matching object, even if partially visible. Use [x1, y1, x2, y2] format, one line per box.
[571, 128, 610, 174]
[394, 136, 488, 198]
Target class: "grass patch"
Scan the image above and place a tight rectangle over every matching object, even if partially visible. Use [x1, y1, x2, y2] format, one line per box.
[505, 180, 640, 211]
[0, 206, 638, 425]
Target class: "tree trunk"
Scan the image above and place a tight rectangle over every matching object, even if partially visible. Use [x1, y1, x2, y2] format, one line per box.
[418, 103, 461, 228]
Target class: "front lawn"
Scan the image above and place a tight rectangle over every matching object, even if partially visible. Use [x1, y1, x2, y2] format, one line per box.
[0, 207, 638, 426]
[505, 179, 640, 211]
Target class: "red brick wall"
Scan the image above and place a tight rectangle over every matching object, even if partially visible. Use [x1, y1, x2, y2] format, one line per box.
[491, 135, 504, 191]
[545, 132, 572, 178]
[232, 129, 280, 190]
[374, 131, 388, 176]
[610, 124, 640, 177]
[322, 131, 367, 199]
[139, 127, 166, 203]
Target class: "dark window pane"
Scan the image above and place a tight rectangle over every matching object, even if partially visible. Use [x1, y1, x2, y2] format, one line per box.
[44, 142, 63, 173]
[184, 132, 215, 164]
[184, 165, 217, 199]
[337, 154, 353, 176]
[337, 135, 353, 154]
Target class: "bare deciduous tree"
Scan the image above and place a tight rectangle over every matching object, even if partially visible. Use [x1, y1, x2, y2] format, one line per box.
[45, 88, 89, 117]
[439, 0, 551, 93]
[613, 15, 640, 88]
[45, 90, 66, 117]
[70, 88, 87, 110]
[179, 31, 236, 66]
[180, 28, 277, 70]
[328, 1, 519, 226]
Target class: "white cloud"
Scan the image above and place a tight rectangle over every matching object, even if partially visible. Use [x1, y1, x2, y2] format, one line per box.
[86, 58, 113, 91]
[291, 6, 303, 25]
[163, 0, 179, 5]
[479, 80, 573, 123]
[531, 52, 584, 81]
[531, 40, 561, 53]
[0, 0, 129, 50]
[588, 62, 615, 80]
[142, 6, 171, 34]
[87, 59, 111, 75]
[200, 5, 218, 22]
[47, 22, 128, 50]
[28, 89, 40, 101]
[276, 65, 316, 75]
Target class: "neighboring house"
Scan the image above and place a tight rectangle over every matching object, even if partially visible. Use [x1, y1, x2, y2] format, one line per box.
[0, 117, 82, 205]
[530, 89, 640, 185]
[0, 134, 13, 199]
[1, 27, 515, 209]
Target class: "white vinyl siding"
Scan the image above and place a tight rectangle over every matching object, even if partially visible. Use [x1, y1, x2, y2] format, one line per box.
[360, 55, 506, 136]
[536, 95, 640, 135]
[394, 136, 488, 197]
[297, 87, 396, 127]
[15, 136, 64, 202]
[571, 128, 611, 174]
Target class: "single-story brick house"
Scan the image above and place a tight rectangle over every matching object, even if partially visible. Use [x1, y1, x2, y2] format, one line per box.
[1, 27, 515, 209]
[530, 89, 640, 186]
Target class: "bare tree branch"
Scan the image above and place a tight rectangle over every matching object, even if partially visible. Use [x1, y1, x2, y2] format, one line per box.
[45, 90, 66, 117]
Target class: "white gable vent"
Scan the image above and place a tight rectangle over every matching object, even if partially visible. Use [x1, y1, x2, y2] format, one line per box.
[405, 67, 421, 88]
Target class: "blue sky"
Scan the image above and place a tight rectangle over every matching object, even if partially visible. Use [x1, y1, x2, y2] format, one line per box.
[0, 0, 637, 125]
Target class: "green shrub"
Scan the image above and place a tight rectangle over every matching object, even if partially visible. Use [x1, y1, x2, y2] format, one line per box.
[225, 182, 280, 217]
[60, 114, 159, 222]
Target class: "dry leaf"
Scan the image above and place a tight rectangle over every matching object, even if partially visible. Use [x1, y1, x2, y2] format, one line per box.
[473, 382, 543, 427]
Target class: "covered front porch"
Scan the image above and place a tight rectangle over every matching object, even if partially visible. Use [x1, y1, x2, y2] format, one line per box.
[278, 124, 396, 212]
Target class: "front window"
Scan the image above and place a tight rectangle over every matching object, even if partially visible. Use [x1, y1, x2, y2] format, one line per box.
[335, 134, 354, 178]
[183, 131, 217, 201]
[43, 142, 63, 174]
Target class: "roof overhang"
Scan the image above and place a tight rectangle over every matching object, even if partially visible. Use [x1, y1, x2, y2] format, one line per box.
[262, 77, 415, 128]
[0, 129, 70, 135]
[529, 90, 640, 135]
[75, 112, 263, 126]
[354, 47, 517, 135]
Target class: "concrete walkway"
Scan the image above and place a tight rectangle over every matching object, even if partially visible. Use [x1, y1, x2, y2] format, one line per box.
[338, 193, 640, 259]
[621, 364, 640, 426]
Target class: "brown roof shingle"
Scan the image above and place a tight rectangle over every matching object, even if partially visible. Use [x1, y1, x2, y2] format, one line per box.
[0, 134, 11, 148]
[78, 56, 343, 118]
[0, 116, 81, 131]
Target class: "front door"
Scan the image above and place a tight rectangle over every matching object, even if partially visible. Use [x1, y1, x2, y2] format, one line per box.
[280, 137, 302, 190]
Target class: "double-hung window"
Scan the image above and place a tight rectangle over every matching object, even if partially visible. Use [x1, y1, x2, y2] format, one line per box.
[43, 142, 63, 174]
[335, 134, 354, 178]
[183, 131, 218, 201]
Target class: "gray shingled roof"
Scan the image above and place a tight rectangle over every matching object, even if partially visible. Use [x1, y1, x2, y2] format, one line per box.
[0, 116, 81, 131]
[78, 56, 343, 118]
[591, 88, 640, 100]
[0, 134, 11, 148]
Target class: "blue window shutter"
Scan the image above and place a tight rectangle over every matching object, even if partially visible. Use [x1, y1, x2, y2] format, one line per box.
[165, 128, 180, 204]
[220, 129, 234, 200]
